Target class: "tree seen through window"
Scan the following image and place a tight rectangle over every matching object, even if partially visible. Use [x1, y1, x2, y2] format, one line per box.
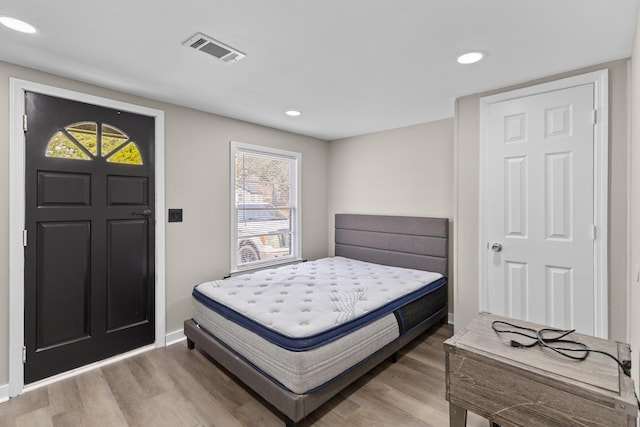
[45, 122, 143, 165]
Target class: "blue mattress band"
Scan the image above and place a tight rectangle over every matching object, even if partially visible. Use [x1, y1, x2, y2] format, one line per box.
[192, 276, 447, 352]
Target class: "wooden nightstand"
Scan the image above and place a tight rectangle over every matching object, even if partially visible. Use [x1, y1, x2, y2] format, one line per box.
[444, 312, 637, 426]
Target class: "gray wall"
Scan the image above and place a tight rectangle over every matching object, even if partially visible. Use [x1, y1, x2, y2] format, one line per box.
[327, 118, 455, 312]
[0, 61, 330, 386]
[454, 59, 630, 342]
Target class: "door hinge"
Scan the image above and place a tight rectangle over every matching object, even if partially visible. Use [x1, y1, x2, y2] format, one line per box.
[591, 224, 597, 240]
[591, 109, 597, 125]
[23, 230, 27, 247]
[22, 114, 27, 132]
[22, 346, 26, 364]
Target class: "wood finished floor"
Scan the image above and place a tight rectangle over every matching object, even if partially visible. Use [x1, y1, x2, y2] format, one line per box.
[0, 324, 489, 427]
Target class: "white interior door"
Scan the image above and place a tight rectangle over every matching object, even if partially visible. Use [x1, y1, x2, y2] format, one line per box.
[484, 83, 598, 335]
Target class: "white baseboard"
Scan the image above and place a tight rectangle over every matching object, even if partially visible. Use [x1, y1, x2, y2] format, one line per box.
[448, 312, 454, 325]
[0, 383, 8, 403]
[166, 329, 185, 346]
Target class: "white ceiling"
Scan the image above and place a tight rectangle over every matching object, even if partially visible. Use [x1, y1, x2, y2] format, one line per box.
[0, 1, 637, 140]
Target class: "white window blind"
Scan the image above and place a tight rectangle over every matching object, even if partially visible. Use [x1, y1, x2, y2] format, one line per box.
[230, 142, 300, 271]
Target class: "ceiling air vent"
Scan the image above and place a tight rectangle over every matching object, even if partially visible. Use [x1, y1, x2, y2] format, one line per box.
[183, 33, 245, 64]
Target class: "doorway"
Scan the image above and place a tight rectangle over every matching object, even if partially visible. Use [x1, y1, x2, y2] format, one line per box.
[479, 70, 608, 337]
[9, 79, 166, 395]
[24, 92, 156, 382]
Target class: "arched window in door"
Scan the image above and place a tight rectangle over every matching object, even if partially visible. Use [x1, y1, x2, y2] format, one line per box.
[45, 122, 143, 165]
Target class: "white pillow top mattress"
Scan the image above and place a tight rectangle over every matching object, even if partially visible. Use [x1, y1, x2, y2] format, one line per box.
[193, 256, 444, 350]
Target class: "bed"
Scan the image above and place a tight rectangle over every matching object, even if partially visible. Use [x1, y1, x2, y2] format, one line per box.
[184, 214, 449, 425]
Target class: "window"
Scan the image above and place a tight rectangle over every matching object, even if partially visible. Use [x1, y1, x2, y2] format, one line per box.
[230, 142, 301, 272]
[45, 122, 143, 165]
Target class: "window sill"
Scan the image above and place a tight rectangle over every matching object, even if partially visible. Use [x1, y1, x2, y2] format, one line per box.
[230, 257, 304, 276]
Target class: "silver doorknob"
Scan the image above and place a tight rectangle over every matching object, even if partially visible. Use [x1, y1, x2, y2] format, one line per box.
[491, 242, 503, 252]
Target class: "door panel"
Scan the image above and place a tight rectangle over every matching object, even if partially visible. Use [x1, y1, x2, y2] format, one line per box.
[546, 265, 574, 327]
[25, 92, 155, 383]
[36, 222, 91, 350]
[505, 156, 527, 237]
[504, 261, 528, 319]
[107, 176, 148, 206]
[545, 152, 572, 239]
[106, 219, 149, 332]
[37, 172, 91, 206]
[485, 84, 595, 334]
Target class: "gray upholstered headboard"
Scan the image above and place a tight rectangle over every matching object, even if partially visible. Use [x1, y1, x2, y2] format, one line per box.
[334, 214, 449, 276]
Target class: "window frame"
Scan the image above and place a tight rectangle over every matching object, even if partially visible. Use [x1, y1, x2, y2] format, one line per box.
[229, 141, 302, 273]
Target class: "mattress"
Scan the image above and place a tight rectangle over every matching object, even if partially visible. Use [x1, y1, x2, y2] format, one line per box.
[192, 256, 446, 394]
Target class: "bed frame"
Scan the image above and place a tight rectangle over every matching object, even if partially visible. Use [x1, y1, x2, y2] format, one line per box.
[184, 214, 449, 425]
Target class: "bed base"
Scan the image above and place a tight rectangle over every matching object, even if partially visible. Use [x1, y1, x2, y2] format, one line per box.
[185, 214, 449, 425]
[184, 307, 447, 425]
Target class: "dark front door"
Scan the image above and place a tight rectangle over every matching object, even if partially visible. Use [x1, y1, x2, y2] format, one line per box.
[24, 92, 155, 383]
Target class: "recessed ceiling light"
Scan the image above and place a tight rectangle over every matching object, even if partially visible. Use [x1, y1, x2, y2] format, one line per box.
[0, 16, 37, 34]
[457, 51, 485, 65]
[286, 110, 301, 117]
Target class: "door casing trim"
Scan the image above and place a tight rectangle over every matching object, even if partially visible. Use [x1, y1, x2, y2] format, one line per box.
[478, 69, 609, 338]
[8, 78, 166, 396]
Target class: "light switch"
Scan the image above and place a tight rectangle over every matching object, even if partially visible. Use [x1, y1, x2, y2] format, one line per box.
[168, 209, 183, 223]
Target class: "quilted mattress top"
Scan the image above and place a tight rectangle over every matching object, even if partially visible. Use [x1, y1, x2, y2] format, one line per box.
[193, 257, 444, 349]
